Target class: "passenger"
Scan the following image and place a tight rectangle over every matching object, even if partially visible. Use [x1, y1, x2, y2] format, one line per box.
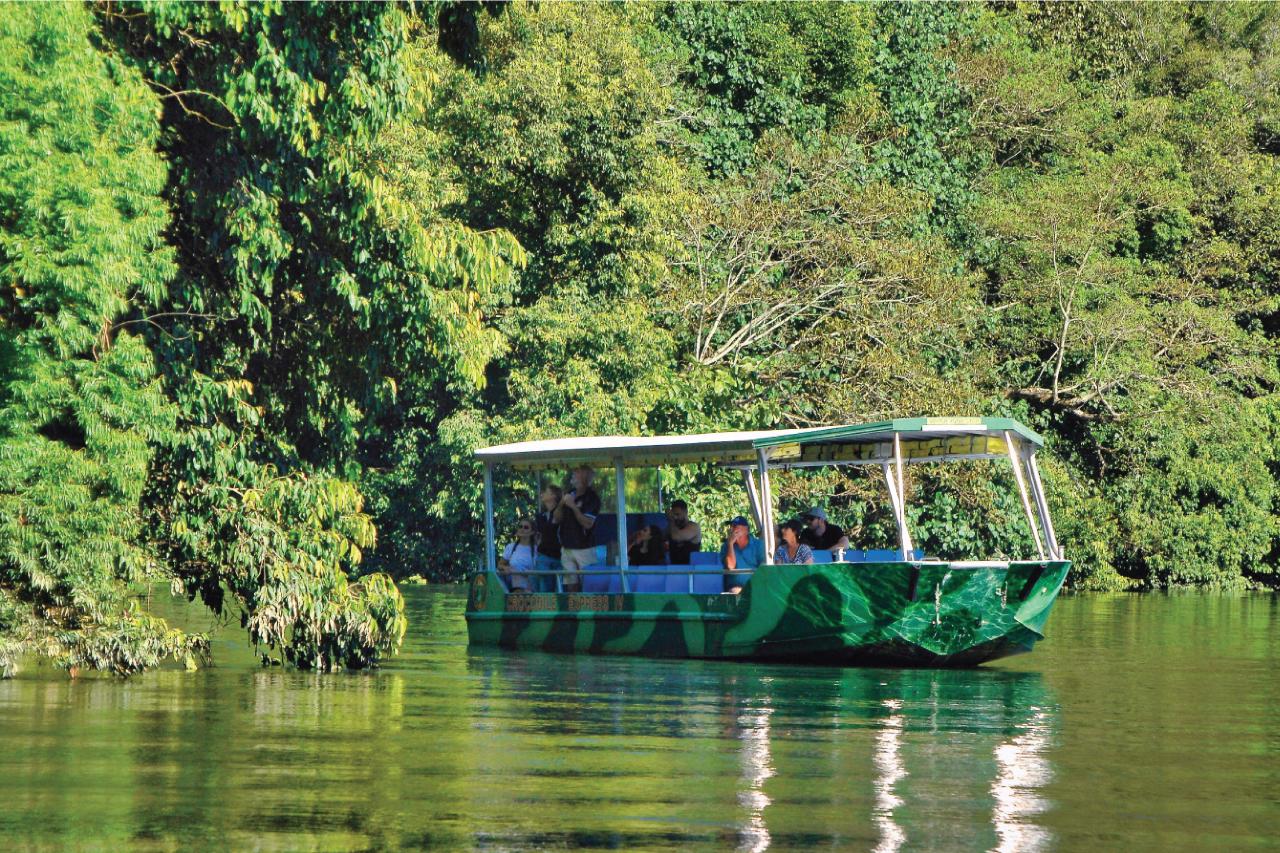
[666, 499, 702, 564]
[774, 519, 815, 565]
[534, 485, 563, 592]
[554, 466, 601, 593]
[721, 515, 765, 594]
[497, 517, 537, 592]
[800, 506, 850, 553]
[628, 523, 667, 566]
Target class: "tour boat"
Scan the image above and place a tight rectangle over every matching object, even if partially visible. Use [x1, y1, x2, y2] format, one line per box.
[465, 417, 1070, 666]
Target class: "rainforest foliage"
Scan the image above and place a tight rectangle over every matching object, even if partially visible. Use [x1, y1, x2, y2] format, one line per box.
[1, 2, 1277, 674]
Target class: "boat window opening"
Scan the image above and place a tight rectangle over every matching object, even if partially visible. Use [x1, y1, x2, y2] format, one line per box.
[476, 418, 1063, 593]
[762, 458, 1049, 566]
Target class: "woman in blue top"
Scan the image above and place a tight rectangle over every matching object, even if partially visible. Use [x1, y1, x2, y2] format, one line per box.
[774, 518, 814, 565]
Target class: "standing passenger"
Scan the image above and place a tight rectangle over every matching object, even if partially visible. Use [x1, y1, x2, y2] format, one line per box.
[666, 499, 702, 564]
[555, 466, 601, 593]
[534, 485, 562, 592]
[721, 515, 765, 594]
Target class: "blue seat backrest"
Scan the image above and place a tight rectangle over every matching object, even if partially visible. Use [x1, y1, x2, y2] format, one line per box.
[913, 549, 925, 560]
[844, 549, 866, 563]
[865, 549, 899, 562]
[642, 512, 668, 534]
[691, 571, 722, 594]
[582, 565, 612, 592]
[811, 550, 833, 564]
[592, 514, 618, 547]
[585, 513, 680, 548]
[690, 551, 721, 567]
[630, 570, 668, 593]
[664, 568, 692, 594]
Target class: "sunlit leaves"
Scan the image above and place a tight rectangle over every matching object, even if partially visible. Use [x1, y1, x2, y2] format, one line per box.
[98, 2, 515, 669]
[0, 2, 202, 675]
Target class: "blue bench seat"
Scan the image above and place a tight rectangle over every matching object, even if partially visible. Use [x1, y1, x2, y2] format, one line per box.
[629, 569, 670, 593]
[581, 565, 621, 593]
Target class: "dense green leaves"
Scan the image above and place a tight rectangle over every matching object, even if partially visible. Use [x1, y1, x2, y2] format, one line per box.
[390, 1, 1280, 591]
[95, 2, 528, 669]
[0, 2, 203, 675]
[3, 1, 1279, 676]
[660, 2, 874, 176]
[963, 3, 1280, 587]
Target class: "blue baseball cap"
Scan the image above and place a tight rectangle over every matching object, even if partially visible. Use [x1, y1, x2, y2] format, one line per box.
[728, 515, 750, 528]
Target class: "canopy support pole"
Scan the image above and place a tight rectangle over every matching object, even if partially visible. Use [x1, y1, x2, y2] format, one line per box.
[742, 469, 764, 533]
[892, 434, 915, 559]
[1027, 453, 1061, 560]
[757, 448, 775, 563]
[881, 463, 907, 558]
[1005, 431, 1045, 560]
[483, 462, 497, 575]
[615, 458, 629, 592]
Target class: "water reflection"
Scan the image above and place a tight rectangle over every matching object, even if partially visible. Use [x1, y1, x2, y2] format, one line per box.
[0, 588, 1066, 851]
[736, 699, 774, 853]
[991, 706, 1054, 853]
[4, 589, 1278, 850]
[464, 646, 1059, 851]
[872, 698, 907, 853]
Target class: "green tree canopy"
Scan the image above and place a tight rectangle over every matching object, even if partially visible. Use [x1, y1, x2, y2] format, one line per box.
[0, 2, 203, 675]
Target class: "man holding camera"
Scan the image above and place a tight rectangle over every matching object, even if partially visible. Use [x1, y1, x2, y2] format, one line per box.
[554, 466, 601, 593]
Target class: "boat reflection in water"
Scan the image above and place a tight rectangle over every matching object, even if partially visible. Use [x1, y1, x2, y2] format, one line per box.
[464, 649, 1058, 851]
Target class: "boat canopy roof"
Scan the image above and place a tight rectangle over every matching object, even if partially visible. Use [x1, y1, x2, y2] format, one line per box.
[475, 417, 1043, 471]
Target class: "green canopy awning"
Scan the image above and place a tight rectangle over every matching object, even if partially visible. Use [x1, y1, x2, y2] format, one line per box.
[748, 416, 1042, 468]
[474, 417, 1042, 471]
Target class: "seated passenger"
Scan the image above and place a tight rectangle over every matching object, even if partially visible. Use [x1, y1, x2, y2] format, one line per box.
[628, 523, 667, 566]
[555, 466, 601, 593]
[666, 499, 702, 564]
[498, 518, 537, 592]
[800, 506, 850, 553]
[534, 485, 563, 592]
[721, 515, 765, 594]
[774, 518, 815, 565]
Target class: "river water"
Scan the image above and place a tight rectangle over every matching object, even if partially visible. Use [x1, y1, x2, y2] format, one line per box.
[0, 588, 1276, 851]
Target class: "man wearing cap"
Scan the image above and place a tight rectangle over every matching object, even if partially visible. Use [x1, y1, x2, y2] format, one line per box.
[720, 516, 765, 594]
[800, 507, 850, 553]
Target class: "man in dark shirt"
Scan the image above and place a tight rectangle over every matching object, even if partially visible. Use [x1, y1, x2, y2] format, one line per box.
[554, 466, 601, 592]
[800, 506, 850, 553]
[666, 499, 702, 564]
[534, 485, 563, 592]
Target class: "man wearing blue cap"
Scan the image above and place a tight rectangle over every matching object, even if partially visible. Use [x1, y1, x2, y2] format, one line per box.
[720, 515, 765, 594]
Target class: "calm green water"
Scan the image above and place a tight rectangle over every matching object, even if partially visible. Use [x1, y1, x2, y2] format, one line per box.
[1, 589, 1277, 852]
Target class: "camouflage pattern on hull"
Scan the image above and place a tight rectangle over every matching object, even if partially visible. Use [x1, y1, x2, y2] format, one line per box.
[465, 561, 1070, 667]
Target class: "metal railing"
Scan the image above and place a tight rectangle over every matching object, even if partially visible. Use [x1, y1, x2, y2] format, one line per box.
[495, 567, 750, 594]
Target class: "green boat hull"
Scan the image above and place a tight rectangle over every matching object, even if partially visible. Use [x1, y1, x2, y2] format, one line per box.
[465, 560, 1070, 666]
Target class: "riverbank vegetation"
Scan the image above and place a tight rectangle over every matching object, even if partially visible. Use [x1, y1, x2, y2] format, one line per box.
[1, 2, 1277, 674]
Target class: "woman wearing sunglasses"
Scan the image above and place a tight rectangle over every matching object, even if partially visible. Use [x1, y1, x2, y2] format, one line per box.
[498, 518, 538, 592]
